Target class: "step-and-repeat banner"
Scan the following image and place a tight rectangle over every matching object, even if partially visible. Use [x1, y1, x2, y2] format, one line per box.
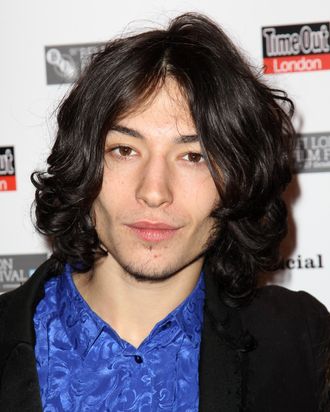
[0, 0, 329, 307]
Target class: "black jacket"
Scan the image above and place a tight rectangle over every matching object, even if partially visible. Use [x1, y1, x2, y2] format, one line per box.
[0, 257, 329, 412]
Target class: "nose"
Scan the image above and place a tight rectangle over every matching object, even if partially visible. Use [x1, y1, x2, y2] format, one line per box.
[136, 156, 173, 208]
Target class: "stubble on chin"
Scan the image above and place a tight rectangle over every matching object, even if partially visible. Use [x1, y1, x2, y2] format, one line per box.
[119, 250, 206, 284]
[115, 228, 219, 284]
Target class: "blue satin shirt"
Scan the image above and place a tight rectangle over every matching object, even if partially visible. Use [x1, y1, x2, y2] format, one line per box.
[33, 265, 205, 411]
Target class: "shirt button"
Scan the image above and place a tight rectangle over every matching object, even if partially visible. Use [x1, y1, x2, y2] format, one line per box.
[134, 355, 143, 364]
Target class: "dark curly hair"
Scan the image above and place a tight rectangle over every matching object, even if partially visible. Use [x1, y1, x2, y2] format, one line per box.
[32, 13, 295, 306]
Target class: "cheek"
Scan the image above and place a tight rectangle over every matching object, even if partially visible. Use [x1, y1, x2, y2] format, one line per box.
[180, 175, 219, 220]
[93, 181, 118, 225]
[93, 198, 111, 231]
[100, 175, 129, 209]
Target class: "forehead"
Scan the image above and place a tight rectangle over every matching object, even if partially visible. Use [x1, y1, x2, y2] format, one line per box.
[115, 78, 196, 136]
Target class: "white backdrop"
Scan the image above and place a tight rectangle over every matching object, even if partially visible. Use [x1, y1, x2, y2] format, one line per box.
[0, 0, 329, 306]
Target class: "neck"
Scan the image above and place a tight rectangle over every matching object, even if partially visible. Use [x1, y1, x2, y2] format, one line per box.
[73, 255, 203, 348]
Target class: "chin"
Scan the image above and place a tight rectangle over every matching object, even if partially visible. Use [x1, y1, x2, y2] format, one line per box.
[124, 269, 179, 283]
[118, 251, 204, 283]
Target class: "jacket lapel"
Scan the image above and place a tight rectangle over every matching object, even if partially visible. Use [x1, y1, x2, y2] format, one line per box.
[0, 258, 57, 412]
[199, 271, 256, 412]
[0, 342, 43, 412]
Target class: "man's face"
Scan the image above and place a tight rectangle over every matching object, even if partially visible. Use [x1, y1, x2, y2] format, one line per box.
[93, 79, 219, 282]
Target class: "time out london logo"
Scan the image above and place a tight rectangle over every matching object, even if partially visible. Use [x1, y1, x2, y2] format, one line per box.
[0, 147, 16, 191]
[262, 22, 330, 74]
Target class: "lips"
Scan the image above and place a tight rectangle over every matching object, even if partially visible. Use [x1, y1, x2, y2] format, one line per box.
[126, 221, 180, 242]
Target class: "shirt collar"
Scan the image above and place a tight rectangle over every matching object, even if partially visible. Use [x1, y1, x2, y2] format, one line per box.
[57, 265, 205, 358]
[168, 271, 205, 344]
[57, 264, 105, 359]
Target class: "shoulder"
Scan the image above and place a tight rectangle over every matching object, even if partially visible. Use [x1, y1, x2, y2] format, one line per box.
[249, 284, 329, 323]
[242, 285, 330, 407]
[241, 284, 329, 338]
[255, 284, 327, 309]
[240, 285, 330, 377]
[0, 257, 60, 344]
[0, 290, 14, 338]
[238, 285, 330, 408]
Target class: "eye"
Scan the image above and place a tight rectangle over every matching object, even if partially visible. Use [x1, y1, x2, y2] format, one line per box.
[109, 145, 137, 158]
[182, 152, 205, 163]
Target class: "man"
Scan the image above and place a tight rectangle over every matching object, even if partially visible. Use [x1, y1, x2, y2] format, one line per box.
[0, 12, 329, 412]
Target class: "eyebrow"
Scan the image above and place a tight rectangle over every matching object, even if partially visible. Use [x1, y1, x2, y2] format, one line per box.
[110, 125, 199, 144]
